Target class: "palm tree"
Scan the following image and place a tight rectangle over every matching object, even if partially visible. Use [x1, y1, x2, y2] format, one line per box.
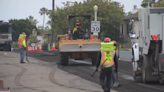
[39, 7, 48, 30]
[28, 16, 38, 26]
[28, 16, 34, 23]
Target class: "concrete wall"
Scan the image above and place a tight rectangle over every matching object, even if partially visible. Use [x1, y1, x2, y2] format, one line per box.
[120, 21, 131, 48]
[120, 21, 128, 36]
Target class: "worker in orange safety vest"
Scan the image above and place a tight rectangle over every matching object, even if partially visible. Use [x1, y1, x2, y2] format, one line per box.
[18, 32, 27, 63]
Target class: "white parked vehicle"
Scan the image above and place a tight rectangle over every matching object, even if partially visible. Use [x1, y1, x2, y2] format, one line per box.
[0, 20, 12, 51]
[131, 7, 164, 84]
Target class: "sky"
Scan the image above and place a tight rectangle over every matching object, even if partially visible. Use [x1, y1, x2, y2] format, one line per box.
[0, 0, 143, 27]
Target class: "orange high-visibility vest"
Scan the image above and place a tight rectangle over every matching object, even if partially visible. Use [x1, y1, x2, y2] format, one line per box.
[100, 50, 115, 68]
[18, 38, 25, 48]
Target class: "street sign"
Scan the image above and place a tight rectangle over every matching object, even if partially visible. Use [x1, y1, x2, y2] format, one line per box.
[91, 21, 100, 33]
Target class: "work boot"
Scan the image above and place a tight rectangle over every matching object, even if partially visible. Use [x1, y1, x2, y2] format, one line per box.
[103, 88, 109, 92]
[20, 61, 25, 63]
[104, 90, 110, 92]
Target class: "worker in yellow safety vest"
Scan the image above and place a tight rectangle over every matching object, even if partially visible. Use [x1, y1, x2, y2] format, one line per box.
[72, 22, 85, 39]
[18, 32, 27, 63]
[96, 37, 118, 92]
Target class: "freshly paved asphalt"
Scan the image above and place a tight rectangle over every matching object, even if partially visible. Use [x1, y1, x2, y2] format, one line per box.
[12, 49, 164, 92]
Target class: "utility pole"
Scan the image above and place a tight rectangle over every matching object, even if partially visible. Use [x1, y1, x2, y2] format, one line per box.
[52, 0, 55, 10]
[52, 0, 55, 45]
[93, 5, 98, 35]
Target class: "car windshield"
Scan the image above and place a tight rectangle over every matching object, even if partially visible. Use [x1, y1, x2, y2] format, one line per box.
[0, 25, 9, 33]
[130, 31, 136, 34]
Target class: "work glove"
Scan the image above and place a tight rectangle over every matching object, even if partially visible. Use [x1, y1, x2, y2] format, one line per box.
[95, 68, 99, 72]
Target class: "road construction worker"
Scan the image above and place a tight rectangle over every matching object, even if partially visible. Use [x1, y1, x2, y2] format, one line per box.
[72, 22, 85, 39]
[18, 32, 27, 63]
[111, 40, 118, 86]
[96, 37, 118, 92]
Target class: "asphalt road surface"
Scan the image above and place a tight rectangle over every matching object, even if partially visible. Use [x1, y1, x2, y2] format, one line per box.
[13, 49, 164, 92]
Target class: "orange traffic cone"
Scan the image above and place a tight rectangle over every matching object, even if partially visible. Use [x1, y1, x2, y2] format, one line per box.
[39, 44, 42, 51]
[35, 45, 38, 51]
[52, 42, 56, 50]
[31, 46, 33, 51]
[30, 46, 32, 51]
[28, 46, 30, 51]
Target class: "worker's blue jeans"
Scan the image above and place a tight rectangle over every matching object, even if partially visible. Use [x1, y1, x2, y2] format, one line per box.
[20, 48, 26, 62]
[100, 67, 112, 92]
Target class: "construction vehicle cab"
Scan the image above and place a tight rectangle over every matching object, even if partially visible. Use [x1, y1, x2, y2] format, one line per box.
[57, 15, 101, 66]
[0, 20, 12, 51]
[67, 15, 92, 40]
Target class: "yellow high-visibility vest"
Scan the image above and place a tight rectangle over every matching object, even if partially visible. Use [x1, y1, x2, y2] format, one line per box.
[100, 50, 115, 68]
[100, 41, 115, 68]
[73, 26, 79, 34]
[101, 42, 114, 52]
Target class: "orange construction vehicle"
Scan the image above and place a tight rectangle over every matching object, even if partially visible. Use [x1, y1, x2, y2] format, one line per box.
[57, 15, 101, 65]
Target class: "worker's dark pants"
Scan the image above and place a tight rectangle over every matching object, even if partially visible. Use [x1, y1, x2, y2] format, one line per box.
[100, 67, 112, 92]
[73, 31, 79, 40]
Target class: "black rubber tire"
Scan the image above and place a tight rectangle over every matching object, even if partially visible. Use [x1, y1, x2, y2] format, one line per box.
[91, 54, 98, 65]
[60, 54, 68, 66]
[159, 80, 164, 85]
[133, 71, 142, 83]
[8, 47, 11, 51]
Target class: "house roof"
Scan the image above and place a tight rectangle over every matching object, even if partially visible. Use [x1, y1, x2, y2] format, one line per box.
[123, 14, 138, 21]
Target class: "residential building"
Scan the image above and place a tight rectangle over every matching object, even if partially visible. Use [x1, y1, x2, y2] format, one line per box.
[37, 36, 45, 44]
[120, 5, 139, 48]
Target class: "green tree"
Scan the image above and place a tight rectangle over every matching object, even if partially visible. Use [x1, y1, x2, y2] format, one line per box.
[154, 0, 164, 7]
[28, 16, 38, 26]
[44, 26, 50, 31]
[128, 11, 132, 15]
[47, 0, 124, 42]
[28, 34, 38, 43]
[10, 19, 37, 41]
[141, 0, 155, 7]
[28, 16, 34, 23]
[39, 7, 48, 30]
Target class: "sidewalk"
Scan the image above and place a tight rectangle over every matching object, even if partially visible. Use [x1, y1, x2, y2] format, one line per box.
[0, 52, 117, 92]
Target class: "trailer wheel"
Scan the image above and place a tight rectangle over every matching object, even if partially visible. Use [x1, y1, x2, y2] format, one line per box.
[91, 57, 96, 65]
[133, 71, 142, 82]
[91, 54, 98, 65]
[60, 54, 68, 66]
[159, 80, 164, 85]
